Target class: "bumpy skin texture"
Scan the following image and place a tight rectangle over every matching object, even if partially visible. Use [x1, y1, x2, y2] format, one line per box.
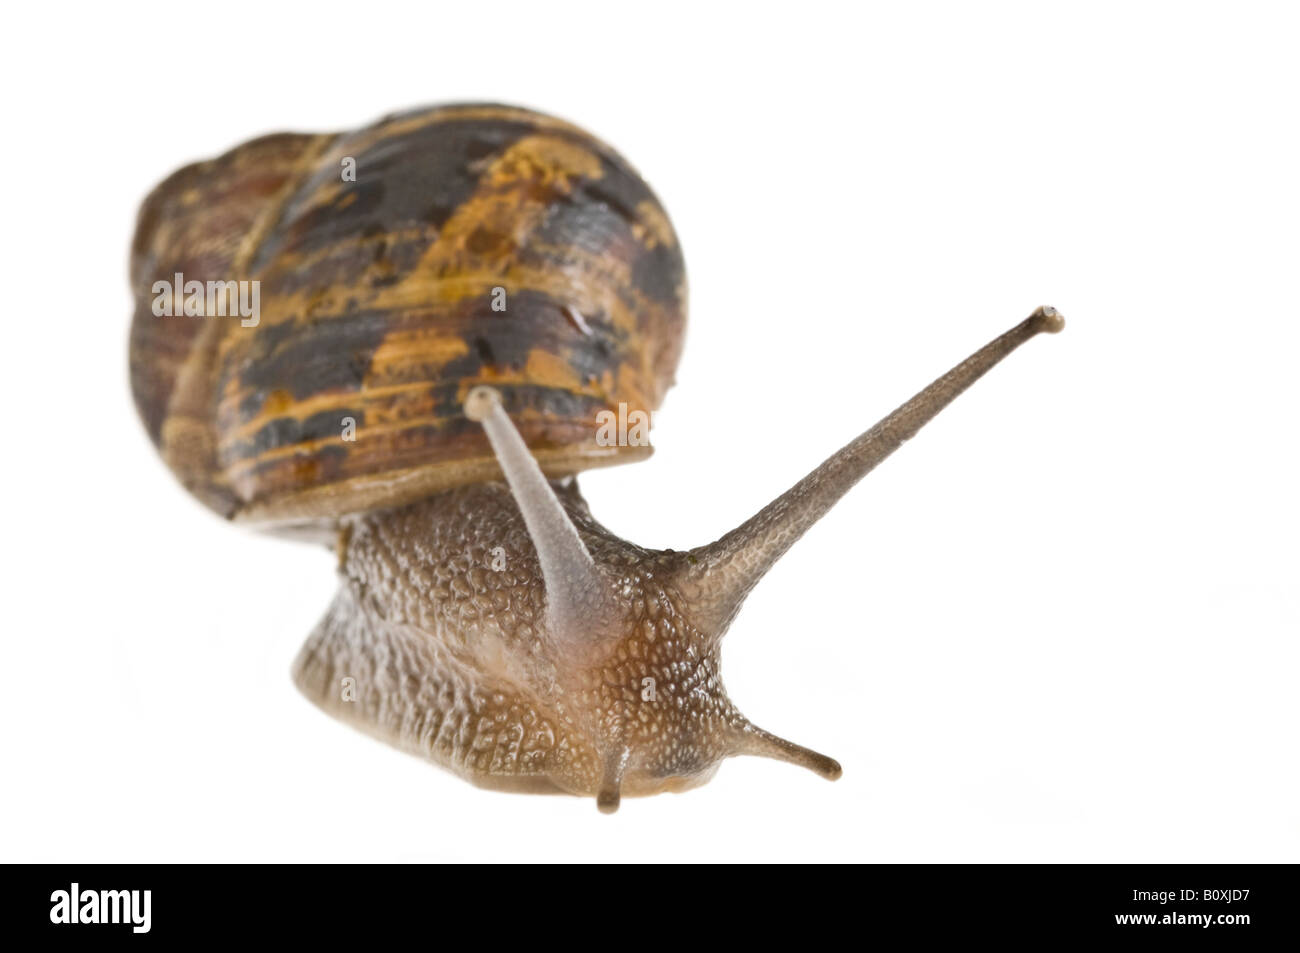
[129, 104, 687, 527]
[293, 481, 768, 798]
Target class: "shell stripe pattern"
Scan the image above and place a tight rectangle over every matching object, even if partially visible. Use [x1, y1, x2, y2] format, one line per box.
[129, 104, 687, 524]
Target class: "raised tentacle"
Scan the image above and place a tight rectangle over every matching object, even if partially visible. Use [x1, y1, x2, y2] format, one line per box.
[676, 307, 1064, 635]
[465, 386, 620, 645]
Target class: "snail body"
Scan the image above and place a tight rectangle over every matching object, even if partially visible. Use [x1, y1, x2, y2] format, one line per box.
[130, 103, 1062, 810]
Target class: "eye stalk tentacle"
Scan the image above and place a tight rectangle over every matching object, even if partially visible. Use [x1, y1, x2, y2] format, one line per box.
[677, 307, 1065, 636]
[465, 386, 619, 645]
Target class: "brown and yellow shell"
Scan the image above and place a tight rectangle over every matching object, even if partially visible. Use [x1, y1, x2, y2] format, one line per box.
[129, 103, 687, 527]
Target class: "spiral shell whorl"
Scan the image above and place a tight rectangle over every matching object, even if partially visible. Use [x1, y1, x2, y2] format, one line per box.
[129, 104, 687, 526]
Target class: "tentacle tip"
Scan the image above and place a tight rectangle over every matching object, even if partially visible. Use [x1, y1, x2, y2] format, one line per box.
[596, 789, 621, 814]
[1033, 305, 1065, 334]
[822, 758, 844, 781]
[464, 385, 502, 423]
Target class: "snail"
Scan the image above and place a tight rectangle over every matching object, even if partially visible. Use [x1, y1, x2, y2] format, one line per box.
[129, 103, 1063, 812]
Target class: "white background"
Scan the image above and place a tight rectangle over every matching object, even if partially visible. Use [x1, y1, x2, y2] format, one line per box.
[2, 1, 1296, 863]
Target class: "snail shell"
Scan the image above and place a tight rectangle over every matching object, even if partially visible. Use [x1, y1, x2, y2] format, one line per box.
[129, 103, 686, 527]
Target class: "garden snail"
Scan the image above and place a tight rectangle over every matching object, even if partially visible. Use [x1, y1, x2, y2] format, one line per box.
[129, 103, 1063, 811]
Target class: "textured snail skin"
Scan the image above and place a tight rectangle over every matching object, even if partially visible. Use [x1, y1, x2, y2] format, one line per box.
[292, 482, 805, 802]
[130, 103, 1064, 810]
